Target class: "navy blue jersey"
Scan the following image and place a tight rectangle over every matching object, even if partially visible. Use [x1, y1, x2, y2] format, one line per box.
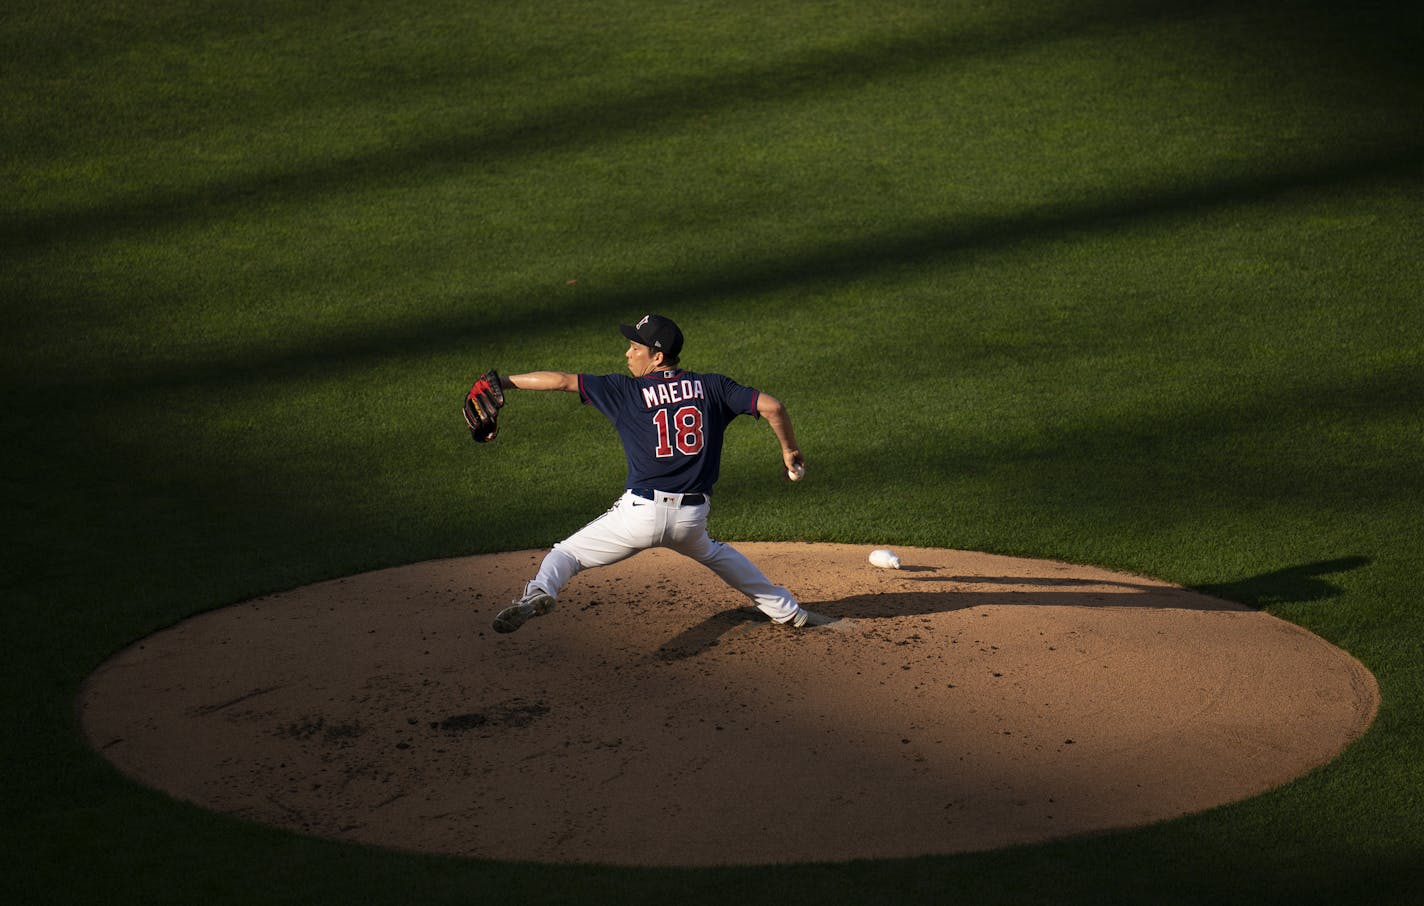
[578, 369, 761, 494]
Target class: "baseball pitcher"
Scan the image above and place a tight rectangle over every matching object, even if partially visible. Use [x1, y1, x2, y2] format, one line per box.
[464, 314, 835, 633]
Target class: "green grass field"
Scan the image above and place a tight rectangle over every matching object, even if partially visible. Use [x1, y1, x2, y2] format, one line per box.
[4, 0, 1421, 902]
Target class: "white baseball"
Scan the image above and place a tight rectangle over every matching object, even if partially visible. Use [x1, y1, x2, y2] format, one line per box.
[869, 548, 901, 569]
[787, 463, 805, 481]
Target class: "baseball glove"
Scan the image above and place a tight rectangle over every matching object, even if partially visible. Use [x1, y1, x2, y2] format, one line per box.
[463, 369, 506, 443]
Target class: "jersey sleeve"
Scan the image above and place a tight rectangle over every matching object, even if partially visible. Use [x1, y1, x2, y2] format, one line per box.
[710, 374, 761, 418]
[577, 373, 634, 418]
[577, 373, 608, 406]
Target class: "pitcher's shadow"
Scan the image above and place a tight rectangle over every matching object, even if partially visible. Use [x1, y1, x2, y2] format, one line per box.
[653, 556, 1371, 662]
[1189, 556, 1370, 607]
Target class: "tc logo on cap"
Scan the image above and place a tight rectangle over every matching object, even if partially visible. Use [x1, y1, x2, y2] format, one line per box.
[620, 314, 684, 359]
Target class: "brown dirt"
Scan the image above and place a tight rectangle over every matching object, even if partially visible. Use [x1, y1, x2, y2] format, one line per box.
[78, 543, 1378, 867]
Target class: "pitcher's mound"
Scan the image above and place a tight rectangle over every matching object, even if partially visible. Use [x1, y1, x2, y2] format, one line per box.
[79, 544, 1377, 866]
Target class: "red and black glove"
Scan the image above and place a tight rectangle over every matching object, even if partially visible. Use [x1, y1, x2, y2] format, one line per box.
[463, 370, 506, 443]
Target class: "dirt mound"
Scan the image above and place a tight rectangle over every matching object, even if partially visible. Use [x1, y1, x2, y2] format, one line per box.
[79, 544, 1377, 866]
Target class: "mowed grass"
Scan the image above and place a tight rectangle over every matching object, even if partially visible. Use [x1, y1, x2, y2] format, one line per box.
[3, 0, 1422, 903]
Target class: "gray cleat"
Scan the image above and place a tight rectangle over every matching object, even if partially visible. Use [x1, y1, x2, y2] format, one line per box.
[493, 591, 555, 633]
[787, 608, 838, 628]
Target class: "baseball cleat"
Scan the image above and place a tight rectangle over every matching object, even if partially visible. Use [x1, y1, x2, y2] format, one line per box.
[787, 608, 837, 628]
[493, 591, 555, 633]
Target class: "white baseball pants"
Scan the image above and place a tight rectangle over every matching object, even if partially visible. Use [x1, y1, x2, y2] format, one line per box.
[525, 490, 804, 624]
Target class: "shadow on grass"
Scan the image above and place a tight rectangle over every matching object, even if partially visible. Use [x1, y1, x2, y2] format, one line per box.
[28, 136, 1424, 403]
[9, 0, 1423, 414]
[1191, 555, 1372, 607]
[9, 0, 1420, 261]
[4, 0, 1223, 253]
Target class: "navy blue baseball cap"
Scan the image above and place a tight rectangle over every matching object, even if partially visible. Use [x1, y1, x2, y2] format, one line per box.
[619, 314, 684, 359]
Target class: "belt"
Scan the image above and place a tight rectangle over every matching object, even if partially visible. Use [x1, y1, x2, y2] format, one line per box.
[630, 488, 706, 506]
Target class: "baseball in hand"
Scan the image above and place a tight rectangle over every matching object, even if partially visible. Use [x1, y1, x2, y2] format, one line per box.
[869, 548, 902, 569]
[787, 463, 805, 481]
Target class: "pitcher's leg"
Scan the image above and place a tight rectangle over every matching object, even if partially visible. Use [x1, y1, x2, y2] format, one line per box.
[496, 495, 651, 634]
[531, 497, 651, 598]
[527, 545, 582, 600]
[498, 543, 594, 634]
[665, 505, 832, 626]
[673, 531, 801, 623]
